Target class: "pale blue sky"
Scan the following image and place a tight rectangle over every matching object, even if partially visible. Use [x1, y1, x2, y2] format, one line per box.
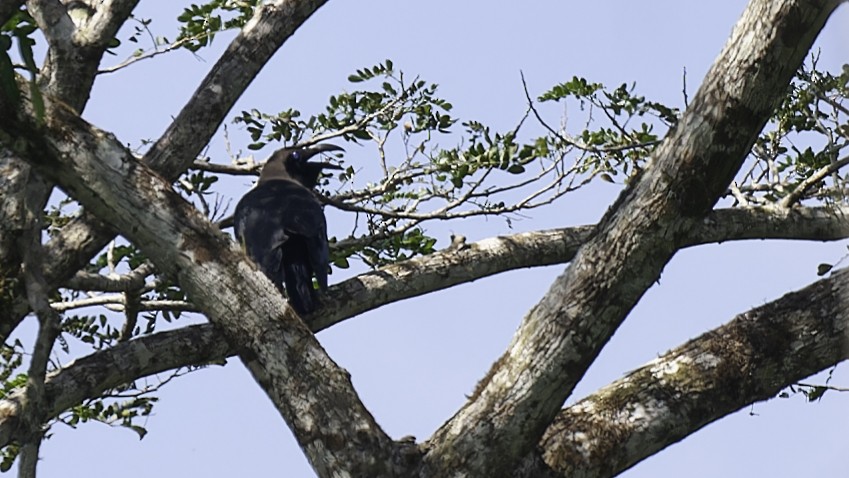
[14, 2, 849, 476]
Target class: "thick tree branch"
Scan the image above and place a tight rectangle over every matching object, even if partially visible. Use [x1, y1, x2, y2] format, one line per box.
[421, 1, 842, 474]
[25, 0, 75, 46]
[316, 205, 849, 331]
[526, 266, 849, 478]
[0, 324, 228, 448]
[81, 0, 140, 46]
[142, 0, 329, 178]
[0, 0, 327, 344]
[1, 228, 848, 477]
[0, 204, 846, 451]
[64, 261, 155, 293]
[0, 152, 50, 348]
[28, 0, 140, 111]
[8, 95, 404, 477]
[0, 0, 139, 341]
[14, 194, 61, 478]
[49, 204, 849, 329]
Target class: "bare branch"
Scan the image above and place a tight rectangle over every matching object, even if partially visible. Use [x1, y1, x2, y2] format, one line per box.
[191, 159, 260, 176]
[142, 0, 330, 178]
[15, 199, 61, 478]
[794, 382, 849, 393]
[422, 1, 842, 474]
[529, 266, 849, 478]
[99, 30, 209, 75]
[51, 294, 195, 314]
[13, 88, 404, 476]
[64, 261, 155, 293]
[0, 205, 842, 454]
[0, 0, 330, 344]
[779, 154, 849, 207]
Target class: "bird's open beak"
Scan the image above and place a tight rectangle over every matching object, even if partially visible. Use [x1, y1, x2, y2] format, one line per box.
[302, 143, 344, 169]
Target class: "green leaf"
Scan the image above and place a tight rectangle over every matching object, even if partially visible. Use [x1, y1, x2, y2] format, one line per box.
[817, 263, 833, 276]
[351, 128, 371, 140]
[129, 425, 148, 440]
[805, 386, 827, 402]
[0, 47, 19, 109]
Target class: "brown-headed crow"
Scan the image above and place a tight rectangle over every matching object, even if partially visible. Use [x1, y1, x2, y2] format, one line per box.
[234, 144, 343, 314]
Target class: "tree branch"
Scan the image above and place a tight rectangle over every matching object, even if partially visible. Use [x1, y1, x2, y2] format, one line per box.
[0, 324, 228, 448]
[422, 1, 843, 474]
[64, 261, 155, 293]
[0, 0, 327, 344]
[1, 221, 848, 477]
[0, 0, 140, 344]
[141, 0, 330, 178]
[28, 0, 140, 112]
[525, 266, 849, 478]
[779, 153, 849, 207]
[14, 189, 61, 478]
[0, 204, 845, 451]
[10, 92, 403, 477]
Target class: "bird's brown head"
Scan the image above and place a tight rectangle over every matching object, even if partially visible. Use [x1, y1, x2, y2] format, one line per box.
[259, 144, 344, 188]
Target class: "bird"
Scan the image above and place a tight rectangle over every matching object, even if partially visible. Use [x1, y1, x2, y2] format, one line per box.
[233, 144, 343, 314]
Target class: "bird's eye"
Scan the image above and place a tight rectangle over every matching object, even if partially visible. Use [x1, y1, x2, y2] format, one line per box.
[290, 151, 300, 161]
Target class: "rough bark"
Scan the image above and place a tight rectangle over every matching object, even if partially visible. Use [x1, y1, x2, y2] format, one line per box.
[0, 324, 228, 448]
[28, 0, 140, 111]
[1, 247, 847, 477]
[316, 206, 849, 332]
[0, 0, 329, 344]
[0, 0, 846, 476]
[421, 0, 842, 475]
[528, 266, 849, 478]
[0, 204, 845, 455]
[6, 93, 406, 476]
[0, 207, 849, 446]
[0, 0, 138, 344]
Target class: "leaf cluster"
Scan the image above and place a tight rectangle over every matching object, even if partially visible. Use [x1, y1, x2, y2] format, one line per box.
[0, 9, 43, 119]
[735, 58, 849, 205]
[64, 395, 157, 440]
[176, 0, 260, 52]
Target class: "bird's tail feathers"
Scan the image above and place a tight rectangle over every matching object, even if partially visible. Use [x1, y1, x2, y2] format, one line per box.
[283, 261, 317, 314]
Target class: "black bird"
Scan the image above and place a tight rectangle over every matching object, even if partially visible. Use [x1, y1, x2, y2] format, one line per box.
[234, 144, 343, 314]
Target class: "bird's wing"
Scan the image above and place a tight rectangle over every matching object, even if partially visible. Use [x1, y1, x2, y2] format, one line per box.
[266, 186, 332, 292]
[234, 181, 331, 291]
[235, 186, 291, 287]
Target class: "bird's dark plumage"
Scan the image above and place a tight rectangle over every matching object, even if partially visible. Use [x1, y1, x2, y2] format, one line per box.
[234, 144, 342, 314]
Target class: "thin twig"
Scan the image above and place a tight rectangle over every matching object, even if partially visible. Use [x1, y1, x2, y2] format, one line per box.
[779, 154, 849, 208]
[17, 212, 62, 478]
[99, 33, 207, 74]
